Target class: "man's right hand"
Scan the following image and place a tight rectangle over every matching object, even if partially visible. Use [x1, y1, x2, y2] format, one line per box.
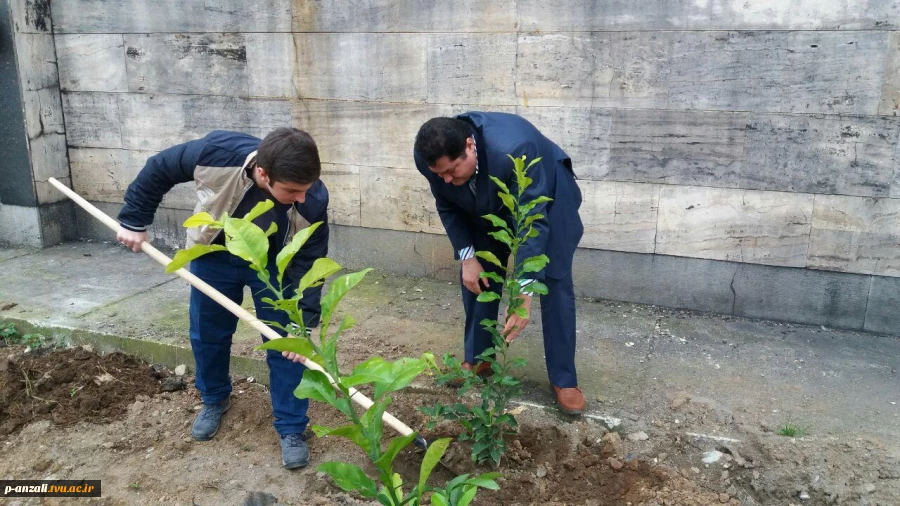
[116, 227, 148, 253]
[461, 257, 490, 295]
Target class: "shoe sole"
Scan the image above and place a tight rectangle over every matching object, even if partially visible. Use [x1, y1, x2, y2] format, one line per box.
[558, 405, 584, 416]
[282, 459, 309, 470]
[191, 399, 232, 442]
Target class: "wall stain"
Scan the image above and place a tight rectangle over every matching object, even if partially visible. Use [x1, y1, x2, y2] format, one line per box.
[173, 34, 247, 63]
[25, 0, 51, 32]
[126, 47, 144, 60]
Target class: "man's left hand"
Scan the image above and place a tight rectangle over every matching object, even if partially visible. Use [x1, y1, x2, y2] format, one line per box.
[503, 293, 533, 343]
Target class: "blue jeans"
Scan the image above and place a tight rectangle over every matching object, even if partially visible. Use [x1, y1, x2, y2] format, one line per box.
[189, 251, 309, 436]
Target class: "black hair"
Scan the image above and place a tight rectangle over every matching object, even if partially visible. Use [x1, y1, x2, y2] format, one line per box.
[256, 127, 321, 184]
[414, 117, 472, 166]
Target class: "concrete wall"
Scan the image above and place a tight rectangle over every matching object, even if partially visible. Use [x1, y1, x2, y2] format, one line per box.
[21, 0, 900, 332]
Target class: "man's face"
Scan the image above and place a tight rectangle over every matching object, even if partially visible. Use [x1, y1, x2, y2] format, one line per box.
[257, 167, 313, 204]
[429, 137, 477, 186]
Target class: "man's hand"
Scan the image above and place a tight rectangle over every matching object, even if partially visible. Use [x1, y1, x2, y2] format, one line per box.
[116, 227, 148, 253]
[461, 257, 490, 295]
[503, 293, 533, 343]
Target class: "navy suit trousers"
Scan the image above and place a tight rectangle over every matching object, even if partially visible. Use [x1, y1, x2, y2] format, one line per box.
[461, 259, 578, 388]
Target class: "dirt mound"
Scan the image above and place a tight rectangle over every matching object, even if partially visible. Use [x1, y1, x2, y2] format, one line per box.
[0, 346, 163, 435]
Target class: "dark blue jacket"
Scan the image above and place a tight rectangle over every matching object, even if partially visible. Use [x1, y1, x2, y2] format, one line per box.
[118, 130, 329, 279]
[415, 112, 583, 280]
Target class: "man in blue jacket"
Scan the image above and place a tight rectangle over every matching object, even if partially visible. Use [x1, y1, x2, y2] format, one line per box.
[117, 128, 328, 468]
[414, 113, 586, 415]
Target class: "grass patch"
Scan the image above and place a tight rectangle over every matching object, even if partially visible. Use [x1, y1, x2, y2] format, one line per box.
[776, 421, 810, 438]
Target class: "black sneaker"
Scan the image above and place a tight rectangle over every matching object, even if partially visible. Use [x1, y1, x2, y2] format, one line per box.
[191, 398, 231, 441]
[279, 433, 309, 469]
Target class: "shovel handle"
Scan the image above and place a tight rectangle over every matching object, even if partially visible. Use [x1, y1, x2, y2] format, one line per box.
[48, 177, 416, 438]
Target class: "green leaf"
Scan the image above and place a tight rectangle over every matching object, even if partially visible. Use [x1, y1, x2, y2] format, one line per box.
[360, 398, 388, 450]
[476, 291, 501, 303]
[526, 281, 548, 295]
[523, 213, 544, 228]
[514, 158, 531, 195]
[275, 221, 323, 286]
[474, 251, 504, 269]
[375, 433, 417, 473]
[263, 221, 278, 237]
[342, 356, 392, 388]
[255, 337, 320, 365]
[521, 195, 553, 215]
[498, 192, 516, 213]
[223, 217, 269, 270]
[262, 296, 300, 314]
[481, 214, 511, 232]
[479, 318, 500, 328]
[294, 369, 338, 405]
[431, 494, 450, 506]
[525, 156, 543, 172]
[374, 357, 428, 399]
[165, 244, 227, 273]
[458, 486, 478, 506]
[241, 199, 275, 222]
[298, 257, 342, 293]
[466, 472, 502, 490]
[489, 175, 510, 195]
[310, 424, 332, 437]
[488, 230, 513, 247]
[479, 271, 504, 284]
[520, 254, 550, 273]
[183, 212, 220, 228]
[321, 268, 373, 330]
[418, 438, 451, 495]
[384, 473, 404, 503]
[445, 474, 471, 497]
[317, 424, 371, 453]
[317, 462, 378, 498]
[526, 226, 539, 238]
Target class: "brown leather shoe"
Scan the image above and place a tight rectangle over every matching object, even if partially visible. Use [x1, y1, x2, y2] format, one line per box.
[446, 361, 493, 388]
[553, 386, 585, 415]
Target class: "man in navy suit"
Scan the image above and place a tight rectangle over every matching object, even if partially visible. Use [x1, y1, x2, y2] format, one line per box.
[414, 112, 585, 414]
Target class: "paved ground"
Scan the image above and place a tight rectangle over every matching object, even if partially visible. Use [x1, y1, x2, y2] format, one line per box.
[1, 240, 897, 454]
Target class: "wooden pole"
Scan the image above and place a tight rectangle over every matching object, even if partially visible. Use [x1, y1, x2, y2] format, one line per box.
[48, 177, 419, 441]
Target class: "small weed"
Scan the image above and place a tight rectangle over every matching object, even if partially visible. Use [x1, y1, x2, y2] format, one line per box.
[0, 322, 47, 350]
[0, 322, 16, 340]
[69, 387, 79, 398]
[777, 422, 810, 437]
[241, 444, 253, 452]
[129, 482, 140, 490]
[20, 333, 46, 350]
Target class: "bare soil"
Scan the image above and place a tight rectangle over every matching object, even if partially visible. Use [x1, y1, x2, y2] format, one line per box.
[0, 340, 897, 506]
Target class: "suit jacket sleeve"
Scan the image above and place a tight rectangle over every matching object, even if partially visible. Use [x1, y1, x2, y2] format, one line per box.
[414, 152, 476, 258]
